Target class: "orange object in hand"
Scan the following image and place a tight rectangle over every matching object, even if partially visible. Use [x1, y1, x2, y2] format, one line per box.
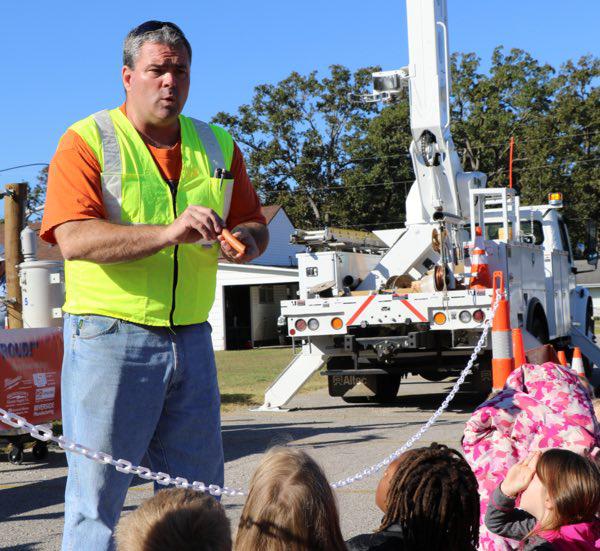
[221, 228, 246, 255]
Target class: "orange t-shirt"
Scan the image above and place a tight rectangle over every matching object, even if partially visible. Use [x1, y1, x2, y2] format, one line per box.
[40, 106, 266, 244]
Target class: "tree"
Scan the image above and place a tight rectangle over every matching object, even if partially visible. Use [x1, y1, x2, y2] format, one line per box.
[26, 166, 48, 221]
[450, 49, 599, 243]
[214, 50, 599, 240]
[212, 65, 379, 227]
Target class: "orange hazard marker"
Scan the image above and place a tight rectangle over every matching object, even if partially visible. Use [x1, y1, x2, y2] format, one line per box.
[492, 272, 512, 391]
[221, 228, 246, 255]
[571, 347, 587, 380]
[469, 226, 492, 289]
[557, 350, 568, 367]
[512, 328, 526, 370]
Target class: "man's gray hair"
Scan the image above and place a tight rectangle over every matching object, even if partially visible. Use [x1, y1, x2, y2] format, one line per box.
[123, 21, 192, 68]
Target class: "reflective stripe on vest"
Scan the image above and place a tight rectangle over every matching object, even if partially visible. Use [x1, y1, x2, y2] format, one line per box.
[92, 110, 123, 221]
[190, 118, 224, 174]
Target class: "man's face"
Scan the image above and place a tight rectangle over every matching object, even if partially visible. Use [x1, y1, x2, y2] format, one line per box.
[122, 41, 190, 126]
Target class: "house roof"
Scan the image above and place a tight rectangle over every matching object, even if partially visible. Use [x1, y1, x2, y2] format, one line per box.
[261, 204, 282, 224]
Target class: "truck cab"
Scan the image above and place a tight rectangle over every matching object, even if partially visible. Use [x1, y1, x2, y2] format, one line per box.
[484, 194, 595, 345]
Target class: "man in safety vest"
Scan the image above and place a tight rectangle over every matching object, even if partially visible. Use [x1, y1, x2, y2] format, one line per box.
[40, 21, 268, 550]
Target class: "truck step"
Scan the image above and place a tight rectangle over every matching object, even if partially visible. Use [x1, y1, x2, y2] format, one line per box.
[256, 350, 327, 411]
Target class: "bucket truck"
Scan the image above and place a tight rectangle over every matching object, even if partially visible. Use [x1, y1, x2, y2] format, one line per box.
[261, 0, 600, 410]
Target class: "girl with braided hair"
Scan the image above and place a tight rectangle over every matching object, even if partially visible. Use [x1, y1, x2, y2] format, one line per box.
[346, 442, 480, 551]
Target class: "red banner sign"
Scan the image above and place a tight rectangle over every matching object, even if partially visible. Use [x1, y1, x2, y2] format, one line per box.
[0, 328, 63, 429]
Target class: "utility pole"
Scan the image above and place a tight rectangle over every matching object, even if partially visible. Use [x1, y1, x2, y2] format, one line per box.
[4, 182, 28, 328]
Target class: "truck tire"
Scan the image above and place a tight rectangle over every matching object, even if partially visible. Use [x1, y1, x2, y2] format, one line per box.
[528, 306, 549, 345]
[371, 375, 401, 403]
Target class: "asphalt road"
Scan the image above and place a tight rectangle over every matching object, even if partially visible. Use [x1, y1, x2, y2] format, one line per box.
[0, 376, 485, 550]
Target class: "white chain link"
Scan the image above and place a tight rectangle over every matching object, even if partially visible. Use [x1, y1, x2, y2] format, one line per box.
[0, 295, 500, 497]
[330, 293, 500, 488]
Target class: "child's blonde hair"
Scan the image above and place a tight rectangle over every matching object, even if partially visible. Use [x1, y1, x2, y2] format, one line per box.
[536, 449, 600, 531]
[115, 488, 231, 551]
[591, 398, 600, 423]
[234, 447, 346, 551]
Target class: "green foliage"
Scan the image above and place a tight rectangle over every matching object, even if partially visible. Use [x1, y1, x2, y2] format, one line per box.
[212, 65, 379, 226]
[214, 49, 599, 242]
[450, 49, 599, 243]
[27, 166, 48, 221]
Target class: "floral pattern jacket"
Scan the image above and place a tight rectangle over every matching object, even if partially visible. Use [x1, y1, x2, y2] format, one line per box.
[462, 362, 600, 550]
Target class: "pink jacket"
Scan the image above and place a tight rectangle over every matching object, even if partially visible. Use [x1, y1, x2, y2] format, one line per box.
[541, 520, 600, 550]
[462, 362, 600, 550]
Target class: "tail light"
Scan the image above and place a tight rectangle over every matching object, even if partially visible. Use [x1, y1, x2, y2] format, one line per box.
[295, 319, 307, 331]
[473, 309, 485, 323]
[433, 312, 447, 325]
[307, 318, 320, 331]
[459, 310, 472, 323]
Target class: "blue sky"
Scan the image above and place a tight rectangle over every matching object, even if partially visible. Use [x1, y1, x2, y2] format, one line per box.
[1, 0, 598, 217]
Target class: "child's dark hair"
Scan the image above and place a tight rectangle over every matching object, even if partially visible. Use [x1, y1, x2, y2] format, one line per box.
[379, 442, 480, 551]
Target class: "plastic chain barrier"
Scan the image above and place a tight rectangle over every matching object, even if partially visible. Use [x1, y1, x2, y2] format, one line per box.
[0, 295, 500, 497]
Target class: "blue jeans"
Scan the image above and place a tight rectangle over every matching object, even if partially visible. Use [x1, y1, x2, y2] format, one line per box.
[61, 314, 223, 551]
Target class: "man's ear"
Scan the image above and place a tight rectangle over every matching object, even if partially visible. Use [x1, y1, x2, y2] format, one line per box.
[122, 65, 132, 93]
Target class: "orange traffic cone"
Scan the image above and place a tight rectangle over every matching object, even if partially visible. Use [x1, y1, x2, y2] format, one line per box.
[512, 328, 526, 371]
[469, 226, 492, 289]
[492, 272, 512, 391]
[557, 350, 568, 367]
[571, 347, 587, 381]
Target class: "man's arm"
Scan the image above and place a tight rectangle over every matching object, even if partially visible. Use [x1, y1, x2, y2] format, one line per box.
[55, 205, 225, 263]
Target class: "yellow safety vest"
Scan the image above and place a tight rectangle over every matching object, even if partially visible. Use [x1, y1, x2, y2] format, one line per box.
[63, 107, 234, 326]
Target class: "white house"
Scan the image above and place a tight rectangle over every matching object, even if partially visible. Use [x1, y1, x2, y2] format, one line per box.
[576, 261, 600, 318]
[208, 205, 303, 350]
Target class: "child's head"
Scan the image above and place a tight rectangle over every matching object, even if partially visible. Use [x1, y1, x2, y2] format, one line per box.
[115, 488, 231, 551]
[376, 442, 480, 551]
[592, 398, 600, 422]
[519, 448, 600, 529]
[235, 447, 346, 551]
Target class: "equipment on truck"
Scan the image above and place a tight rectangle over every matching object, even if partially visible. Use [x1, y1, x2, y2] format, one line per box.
[264, 0, 600, 410]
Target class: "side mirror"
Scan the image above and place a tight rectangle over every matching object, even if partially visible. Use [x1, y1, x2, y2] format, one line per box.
[587, 251, 599, 269]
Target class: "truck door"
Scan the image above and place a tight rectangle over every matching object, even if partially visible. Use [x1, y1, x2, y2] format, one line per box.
[553, 218, 572, 336]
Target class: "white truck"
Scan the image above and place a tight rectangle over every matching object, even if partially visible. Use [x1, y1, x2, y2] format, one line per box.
[260, 0, 600, 410]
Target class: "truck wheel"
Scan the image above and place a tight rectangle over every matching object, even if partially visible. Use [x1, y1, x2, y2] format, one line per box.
[8, 445, 24, 465]
[371, 375, 401, 403]
[529, 312, 549, 345]
[32, 442, 49, 460]
[467, 354, 493, 393]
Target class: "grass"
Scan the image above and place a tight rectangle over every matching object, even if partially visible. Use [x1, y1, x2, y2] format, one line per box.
[216, 346, 326, 411]
[0, 347, 322, 452]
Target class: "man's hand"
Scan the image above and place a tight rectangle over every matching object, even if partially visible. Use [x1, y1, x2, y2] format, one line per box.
[163, 206, 224, 245]
[500, 451, 541, 498]
[218, 226, 260, 264]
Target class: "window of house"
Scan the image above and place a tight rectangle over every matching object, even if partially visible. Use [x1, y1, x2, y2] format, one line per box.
[259, 286, 274, 304]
